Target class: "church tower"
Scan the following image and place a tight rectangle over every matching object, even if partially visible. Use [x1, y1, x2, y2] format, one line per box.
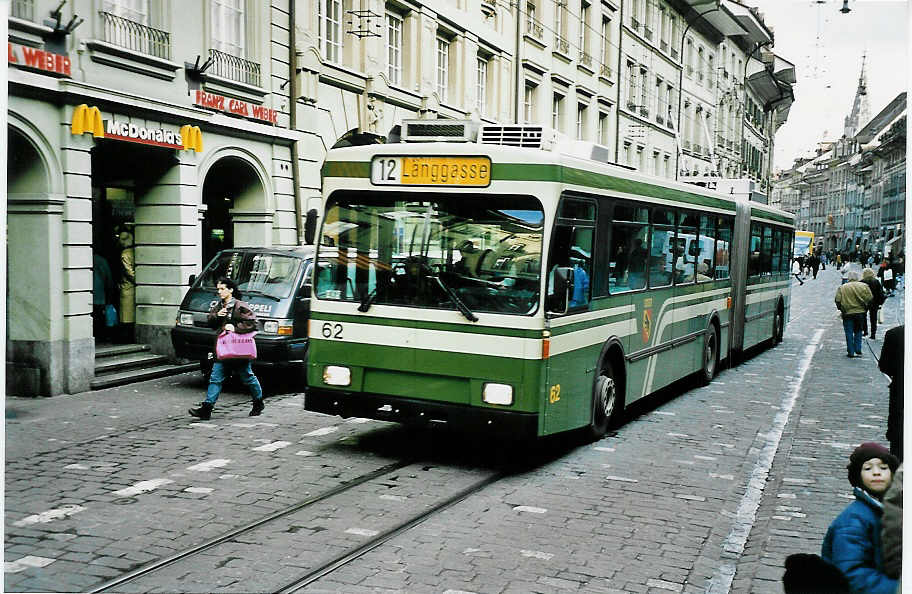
[843, 54, 871, 138]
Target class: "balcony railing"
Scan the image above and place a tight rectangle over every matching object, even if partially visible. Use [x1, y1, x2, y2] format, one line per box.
[656, 115, 664, 125]
[554, 35, 570, 54]
[526, 17, 544, 40]
[208, 48, 261, 87]
[630, 17, 640, 30]
[600, 63, 612, 78]
[694, 144, 703, 154]
[626, 100, 637, 110]
[683, 140, 691, 150]
[639, 106, 649, 117]
[100, 11, 171, 60]
[11, 0, 34, 21]
[579, 52, 593, 68]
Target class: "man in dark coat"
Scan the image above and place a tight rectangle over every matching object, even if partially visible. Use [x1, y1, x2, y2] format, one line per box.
[880, 325, 904, 460]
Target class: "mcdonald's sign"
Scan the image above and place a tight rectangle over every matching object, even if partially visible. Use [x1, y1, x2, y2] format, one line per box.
[71, 104, 104, 137]
[70, 104, 204, 152]
[180, 125, 204, 152]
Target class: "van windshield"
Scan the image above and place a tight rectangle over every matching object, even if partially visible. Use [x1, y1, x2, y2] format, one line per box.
[199, 252, 303, 299]
[315, 191, 544, 315]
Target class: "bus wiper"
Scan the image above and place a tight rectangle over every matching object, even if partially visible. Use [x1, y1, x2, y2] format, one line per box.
[358, 289, 377, 312]
[430, 276, 479, 322]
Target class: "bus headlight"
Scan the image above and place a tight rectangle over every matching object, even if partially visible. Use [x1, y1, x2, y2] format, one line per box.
[482, 383, 513, 406]
[323, 365, 351, 386]
[179, 313, 194, 326]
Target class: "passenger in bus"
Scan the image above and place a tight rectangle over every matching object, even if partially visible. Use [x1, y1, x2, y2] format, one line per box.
[569, 252, 590, 308]
[821, 442, 898, 594]
[453, 240, 481, 278]
[696, 262, 712, 282]
[628, 238, 647, 289]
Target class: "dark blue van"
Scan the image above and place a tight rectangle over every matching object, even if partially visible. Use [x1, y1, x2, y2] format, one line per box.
[171, 246, 315, 378]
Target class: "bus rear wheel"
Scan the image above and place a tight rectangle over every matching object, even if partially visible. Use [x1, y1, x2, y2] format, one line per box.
[700, 327, 718, 385]
[588, 361, 621, 440]
[772, 307, 784, 345]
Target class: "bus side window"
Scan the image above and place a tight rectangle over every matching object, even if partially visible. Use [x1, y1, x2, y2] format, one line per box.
[650, 207, 674, 288]
[547, 226, 592, 311]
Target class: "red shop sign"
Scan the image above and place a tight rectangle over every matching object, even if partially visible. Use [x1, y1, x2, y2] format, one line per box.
[8, 42, 71, 77]
[193, 90, 278, 125]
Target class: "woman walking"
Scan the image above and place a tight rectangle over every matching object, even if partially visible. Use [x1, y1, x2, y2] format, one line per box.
[861, 268, 885, 339]
[189, 277, 265, 420]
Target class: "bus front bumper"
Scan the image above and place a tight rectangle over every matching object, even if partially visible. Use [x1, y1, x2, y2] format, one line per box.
[305, 388, 539, 438]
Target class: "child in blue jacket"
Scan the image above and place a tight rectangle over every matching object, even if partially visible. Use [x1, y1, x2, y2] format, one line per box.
[822, 442, 900, 594]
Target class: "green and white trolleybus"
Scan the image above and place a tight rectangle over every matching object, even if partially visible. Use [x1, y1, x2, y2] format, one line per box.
[305, 121, 794, 440]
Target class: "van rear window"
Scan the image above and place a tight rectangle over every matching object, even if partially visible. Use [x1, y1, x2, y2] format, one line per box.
[199, 252, 303, 299]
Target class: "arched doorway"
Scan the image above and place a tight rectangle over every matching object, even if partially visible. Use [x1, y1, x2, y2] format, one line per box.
[201, 156, 269, 265]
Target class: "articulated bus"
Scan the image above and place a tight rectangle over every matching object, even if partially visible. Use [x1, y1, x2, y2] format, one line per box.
[305, 121, 794, 440]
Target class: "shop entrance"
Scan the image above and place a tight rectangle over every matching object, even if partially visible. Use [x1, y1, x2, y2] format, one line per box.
[91, 140, 176, 344]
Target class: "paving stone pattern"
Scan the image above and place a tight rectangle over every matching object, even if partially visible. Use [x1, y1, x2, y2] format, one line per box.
[4, 266, 903, 593]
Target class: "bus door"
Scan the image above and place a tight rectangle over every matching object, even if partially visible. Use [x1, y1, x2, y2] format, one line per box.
[673, 212, 700, 373]
[544, 198, 595, 434]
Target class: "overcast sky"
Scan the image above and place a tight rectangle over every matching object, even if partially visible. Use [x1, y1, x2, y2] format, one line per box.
[759, 0, 909, 171]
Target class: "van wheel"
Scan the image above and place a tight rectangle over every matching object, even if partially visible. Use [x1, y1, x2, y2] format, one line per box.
[701, 326, 718, 385]
[587, 361, 622, 441]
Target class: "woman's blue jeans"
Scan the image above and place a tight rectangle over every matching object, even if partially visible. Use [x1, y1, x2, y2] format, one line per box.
[206, 360, 263, 405]
[842, 314, 864, 355]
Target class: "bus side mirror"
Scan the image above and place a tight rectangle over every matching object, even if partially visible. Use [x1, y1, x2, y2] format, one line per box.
[548, 266, 573, 314]
[188, 274, 196, 286]
[304, 209, 318, 245]
[298, 284, 312, 299]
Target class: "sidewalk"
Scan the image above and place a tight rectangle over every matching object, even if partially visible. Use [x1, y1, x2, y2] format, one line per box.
[733, 265, 904, 592]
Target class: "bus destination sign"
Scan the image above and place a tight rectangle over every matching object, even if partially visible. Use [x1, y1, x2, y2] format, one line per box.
[370, 156, 491, 187]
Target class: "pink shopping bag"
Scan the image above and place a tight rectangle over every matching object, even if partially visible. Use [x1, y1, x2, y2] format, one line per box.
[215, 331, 258, 360]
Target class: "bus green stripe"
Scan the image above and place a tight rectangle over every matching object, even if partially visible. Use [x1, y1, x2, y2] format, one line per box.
[322, 160, 737, 211]
[310, 312, 541, 338]
[750, 207, 794, 225]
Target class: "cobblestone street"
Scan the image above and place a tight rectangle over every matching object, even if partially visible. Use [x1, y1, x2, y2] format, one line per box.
[5, 265, 904, 593]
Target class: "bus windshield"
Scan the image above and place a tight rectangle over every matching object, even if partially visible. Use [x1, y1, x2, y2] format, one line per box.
[316, 191, 544, 315]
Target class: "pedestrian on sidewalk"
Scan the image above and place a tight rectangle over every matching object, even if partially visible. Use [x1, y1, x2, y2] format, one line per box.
[810, 253, 820, 279]
[880, 325, 904, 460]
[835, 271, 873, 357]
[822, 442, 899, 594]
[861, 268, 886, 339]
[840, 261, 852, 285]
[792, 258, 805, 285]
[189, 277, 265, 420]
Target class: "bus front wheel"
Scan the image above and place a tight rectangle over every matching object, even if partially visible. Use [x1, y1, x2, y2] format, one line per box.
[588, 361, 622, 440]
[772, 307, 784, 345]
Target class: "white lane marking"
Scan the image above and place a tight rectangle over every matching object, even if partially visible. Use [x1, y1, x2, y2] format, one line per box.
[5, 556, 56, 573]
[694, 455, 717, 461]
[230, 422, 279, 428]
[345, 527, 379, 537]
[380, 494, 406, 501]
[184, 487, 214, 494]
[346, 418, 372, 424]
[513, 505, 547, 513]
[707, 328, 825, 594]
[303, 426, 339, 437]
[64, 464, 89, 470]
[521, 550, 555, 560]
[647, 578, 683, 592]
[605, 475, 638, 483]
[13, 505, 85, 527]
[295, 450, 316, 456]
[252, 441, 291, 452]
[112, 479, 173, 497]
[186, 459, 231, 472]
[594, 446, 615, 452]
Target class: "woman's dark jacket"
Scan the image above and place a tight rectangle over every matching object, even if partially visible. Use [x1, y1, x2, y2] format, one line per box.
[822, 486, 898, 594]
[208, 299, 257, 334]
[862, 277, 885, 310]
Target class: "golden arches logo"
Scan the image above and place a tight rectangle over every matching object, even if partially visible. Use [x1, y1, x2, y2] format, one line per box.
[70, 104, 104, 137]
[180, 125, 203, 152]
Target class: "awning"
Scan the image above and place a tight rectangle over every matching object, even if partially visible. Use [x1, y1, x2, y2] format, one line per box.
[722, 0, 773, 45]
[772, 54, 796, 85]
[677, 0, 749, 37]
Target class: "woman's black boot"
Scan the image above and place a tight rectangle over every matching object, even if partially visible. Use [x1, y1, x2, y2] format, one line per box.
[249, 399, 265, 416]
[189, 402, 213, 420]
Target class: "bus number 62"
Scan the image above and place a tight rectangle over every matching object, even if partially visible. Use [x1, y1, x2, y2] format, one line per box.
[321, 322, 343, 339]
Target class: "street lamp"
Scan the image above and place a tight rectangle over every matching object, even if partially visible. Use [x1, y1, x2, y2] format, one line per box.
[840, 0, 851, 14]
